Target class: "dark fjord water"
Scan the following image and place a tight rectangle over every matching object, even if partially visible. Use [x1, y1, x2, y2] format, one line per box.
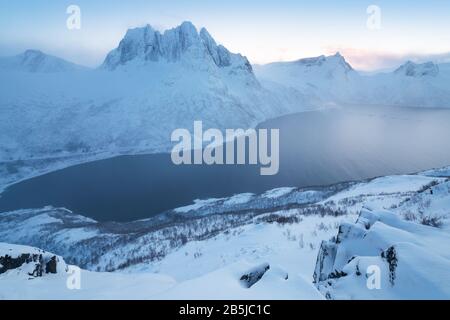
[1, 106, 450, 222]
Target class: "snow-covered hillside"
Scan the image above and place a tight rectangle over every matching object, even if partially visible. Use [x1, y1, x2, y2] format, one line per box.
[254, 53, 360, 105]
[314, 208, 450, 299]
[0, 242, 321, 300]
[1, 167, 449, 299]
[356, 61, 450, 108]
[255, 55, 450, 108]
[0, 49, 88, 73]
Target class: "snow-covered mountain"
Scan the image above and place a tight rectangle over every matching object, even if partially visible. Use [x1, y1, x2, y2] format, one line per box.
[102, 21, 252, 74]
[254, 53, 360, 105]
[394, 61, 439, 77]
[255, 54, 450, 108]
[1, 166, 449, 299]
[0, 49, 88, 73]
[0, 21, 307, 166]
[361, 60, 450, 107]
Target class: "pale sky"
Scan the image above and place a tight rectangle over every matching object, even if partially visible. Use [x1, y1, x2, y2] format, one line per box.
[1, 0, 450, 70]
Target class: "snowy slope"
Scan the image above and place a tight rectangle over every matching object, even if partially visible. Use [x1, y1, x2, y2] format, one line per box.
[356, 61, 450, 108]
[421, 165, 450, 177]
[0, 242, 178, 300]
[254, 53, 360, 106]
[314, 208, 450, 299]
[0, 49, 88, 73]
[0, 186, 341, 272]
[321, 175, 444, 215]
[0, 242, 322, 300]
[0, 168, 449, 299]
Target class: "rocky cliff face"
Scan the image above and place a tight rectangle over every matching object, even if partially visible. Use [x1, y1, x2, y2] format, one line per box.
[0, 243, 67, 277]
[101, 21, 253, 75]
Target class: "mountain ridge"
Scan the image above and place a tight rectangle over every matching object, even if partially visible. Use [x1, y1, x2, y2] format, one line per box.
[0, 49, 89, 73]
[101, 21, 253, 76]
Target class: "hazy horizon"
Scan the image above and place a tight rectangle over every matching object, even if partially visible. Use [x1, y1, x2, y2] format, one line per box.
[1, 0, 450, 71]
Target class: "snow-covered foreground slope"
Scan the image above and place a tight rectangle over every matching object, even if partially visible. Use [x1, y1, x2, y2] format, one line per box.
[0, 168, 448, 299]
[314, 209, 450, 299]
[0, 242, 321, 300]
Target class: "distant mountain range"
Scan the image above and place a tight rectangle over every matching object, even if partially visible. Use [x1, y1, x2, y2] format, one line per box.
[0, 21, 449, 164]
[254, 53, 450, 107]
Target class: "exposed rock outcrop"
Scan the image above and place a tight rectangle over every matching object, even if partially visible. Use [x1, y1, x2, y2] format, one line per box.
[101, 21, 253, 74]
[0, 243, 67, 278]
[312, 208, 450, 299]
[239, 262, 270, 288]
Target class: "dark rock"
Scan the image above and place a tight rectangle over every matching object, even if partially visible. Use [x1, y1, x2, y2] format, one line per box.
[45, 256, 58, 274]
[0, 254, 31, 274]
[328, 270, 347, 279]
[28, 254, 44, 277]
[313, 240, 337, 283]
[240, 263, 270, 288]
[381, 246, 398, 286]
[1, 251, 60, 277]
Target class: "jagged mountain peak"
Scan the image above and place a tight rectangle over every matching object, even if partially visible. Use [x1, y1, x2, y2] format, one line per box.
[394, 60, 439, 77]
[325, 52, 353, 71]
[286, 52, 353, 72]
[122, 24, 156, 40]
[101, 21, 252, 73]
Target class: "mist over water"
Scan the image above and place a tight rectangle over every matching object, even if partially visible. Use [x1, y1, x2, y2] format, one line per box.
[261, 105, 450, 185]
[1, 105, 450, 222]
